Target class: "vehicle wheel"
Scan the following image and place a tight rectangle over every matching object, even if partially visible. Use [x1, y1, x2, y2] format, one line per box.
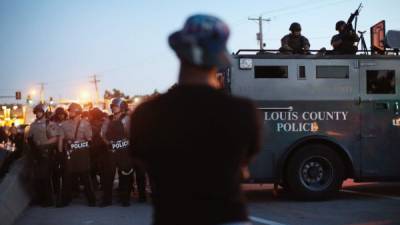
[286, 144, 345, 200]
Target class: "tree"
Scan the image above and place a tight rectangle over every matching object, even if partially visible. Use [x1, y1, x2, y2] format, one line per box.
[103, 88, 130, 100]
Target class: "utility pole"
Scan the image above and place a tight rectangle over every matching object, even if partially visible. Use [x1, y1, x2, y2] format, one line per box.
[38, 82, 47, 104]
[248, 16, 271, 50]
[89, 74, 100, 105]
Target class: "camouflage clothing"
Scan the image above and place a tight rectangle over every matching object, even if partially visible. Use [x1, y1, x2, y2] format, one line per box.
[280, 34, 310, 54]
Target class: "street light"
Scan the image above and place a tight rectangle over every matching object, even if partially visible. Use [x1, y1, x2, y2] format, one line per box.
[134, 97, 141, 104]
[80, 90, 90, 103]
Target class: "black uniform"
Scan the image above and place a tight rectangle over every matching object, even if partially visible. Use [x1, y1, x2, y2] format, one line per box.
[52, 121, 65, 205]
[331, 31, 360, 54]
[89, 118, 106, 189]
[59, 118, 96, 206]
[130, 85, 262, 225]
[101, 114, 145, 206]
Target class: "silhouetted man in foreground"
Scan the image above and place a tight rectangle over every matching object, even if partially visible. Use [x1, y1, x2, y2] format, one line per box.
[130, 14, 262, 225]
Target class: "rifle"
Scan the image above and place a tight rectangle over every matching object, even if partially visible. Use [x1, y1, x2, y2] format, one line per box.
[345, 3, 363, 32]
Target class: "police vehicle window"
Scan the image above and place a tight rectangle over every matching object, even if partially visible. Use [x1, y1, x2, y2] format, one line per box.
[254, 66, 288, 79]
[316, 66, 349, 79]
[367, 70, 396, 94]
[298, 66, 306, 79]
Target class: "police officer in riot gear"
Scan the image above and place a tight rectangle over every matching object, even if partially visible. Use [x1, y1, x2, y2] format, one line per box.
[88, 107, 107, 190]
[100, 98, 146, 207]
[58, 103, 96, 207]
[331, 20, 360, 54]
[51, 107, 68, 205]
[280, 22, 310, 54]
[27, 104, 59, 207]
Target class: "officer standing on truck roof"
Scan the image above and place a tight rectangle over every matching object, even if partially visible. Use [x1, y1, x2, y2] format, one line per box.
[100, 98, 146, 207]
[27, 104, 59, 207]
[280, 22, 310, 55]
[130, 14, 262, 225]
[331, 20, 360, 54]
[58, 103, 96, 207]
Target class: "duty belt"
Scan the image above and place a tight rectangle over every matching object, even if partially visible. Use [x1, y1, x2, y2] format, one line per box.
[110, 139, 130, 153]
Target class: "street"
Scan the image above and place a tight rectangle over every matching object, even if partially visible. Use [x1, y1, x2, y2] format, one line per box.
[14, 180, 400, 225]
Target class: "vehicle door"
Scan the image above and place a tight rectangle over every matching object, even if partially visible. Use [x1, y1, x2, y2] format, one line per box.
[359, 59, 400, 178]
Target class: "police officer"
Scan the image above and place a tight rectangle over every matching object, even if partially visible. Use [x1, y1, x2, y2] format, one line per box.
[51, 107, 68, 205]
[280, 22, 310, 54]
[88, 107, 107, 190]
[331, 20, 360, 54]
[58, 103, 96, 207]
[100, 98, 145, 207]
[27, 104, 59, 207]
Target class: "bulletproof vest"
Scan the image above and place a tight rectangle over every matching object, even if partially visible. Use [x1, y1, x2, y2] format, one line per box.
[105, 114, 129, 152]
[337, 32, 356, 53]
[288, 35, 305, 53]
[105, 114, 127, 140]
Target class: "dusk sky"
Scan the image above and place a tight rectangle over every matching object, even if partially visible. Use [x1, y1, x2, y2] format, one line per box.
[1, 0, 399, 103]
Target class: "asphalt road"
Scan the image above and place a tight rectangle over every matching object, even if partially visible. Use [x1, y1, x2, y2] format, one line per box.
[14, 180, 400, 225]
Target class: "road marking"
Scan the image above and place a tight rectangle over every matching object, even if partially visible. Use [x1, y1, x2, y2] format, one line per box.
[341, 189, 400, 201]
[249, 216, 289, 225]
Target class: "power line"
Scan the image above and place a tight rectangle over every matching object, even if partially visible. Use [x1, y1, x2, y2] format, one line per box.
[269, 0, 351, 19]
[258, 0, 321, 17]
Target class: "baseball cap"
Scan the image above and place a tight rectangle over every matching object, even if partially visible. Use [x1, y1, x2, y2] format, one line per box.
[168, 14, 231, 69]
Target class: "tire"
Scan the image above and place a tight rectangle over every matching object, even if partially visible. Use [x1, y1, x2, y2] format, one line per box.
[286, 144, 345, 200]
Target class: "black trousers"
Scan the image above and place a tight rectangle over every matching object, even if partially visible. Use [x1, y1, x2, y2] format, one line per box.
[33, 154, 54, 206]
[101, 152, 146, 204]
[52, 152, 64, 202]
[62, 170, 96, 205]
[133, 166, 146, 199]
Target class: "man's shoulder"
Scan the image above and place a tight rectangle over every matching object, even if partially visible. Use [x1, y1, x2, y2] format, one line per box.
[80, 119, 92, 129]
[228, 95, 256, 110]
[281, 34, 291, 40]
[331, 34, 340, 41]
[60, 120, 70, 127]
[301, 35, 310, 41]
[131, 98, 159, 119]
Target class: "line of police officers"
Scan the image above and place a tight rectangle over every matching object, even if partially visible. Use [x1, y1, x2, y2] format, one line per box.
[27, 98, 146, 207]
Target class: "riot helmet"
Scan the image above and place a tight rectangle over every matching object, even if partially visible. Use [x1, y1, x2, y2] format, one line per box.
[289, 22, 302, 32]
[33, 103, 46, 114]
[336, 20, 346, 31]
[110, 98, 128, 113]
[68, 103, 82, 117]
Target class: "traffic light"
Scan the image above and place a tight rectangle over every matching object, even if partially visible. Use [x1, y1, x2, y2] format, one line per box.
[15, 91, 21, 100]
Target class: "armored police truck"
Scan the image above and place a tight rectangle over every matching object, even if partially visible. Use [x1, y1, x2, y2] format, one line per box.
[227, 41, 400, 199]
